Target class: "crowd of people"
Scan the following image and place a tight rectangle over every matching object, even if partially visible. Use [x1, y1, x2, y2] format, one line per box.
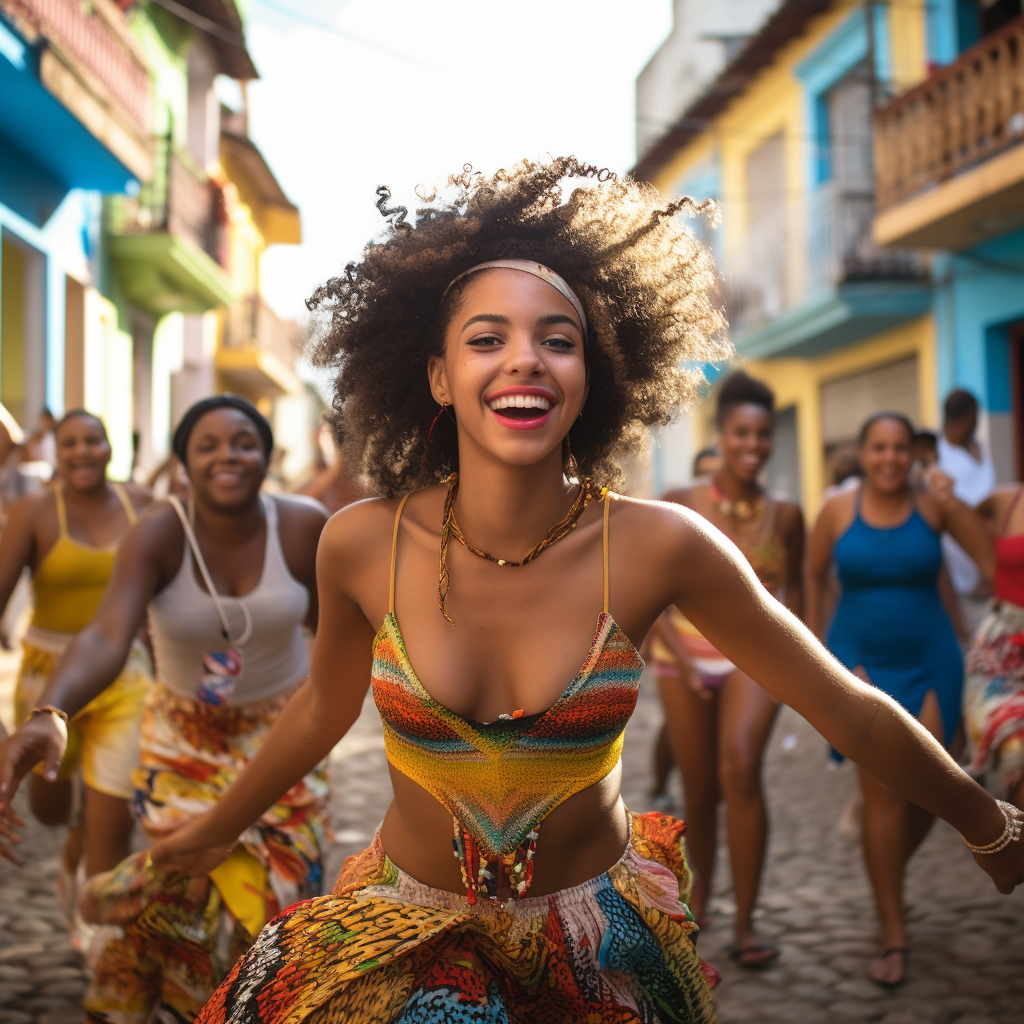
[0, 159, 1019, 1024]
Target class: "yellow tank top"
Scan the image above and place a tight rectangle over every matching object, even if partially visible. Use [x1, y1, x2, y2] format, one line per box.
[31, 483, 137, 633]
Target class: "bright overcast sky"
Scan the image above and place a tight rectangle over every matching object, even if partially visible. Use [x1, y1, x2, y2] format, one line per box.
[241, 0, 673, 320]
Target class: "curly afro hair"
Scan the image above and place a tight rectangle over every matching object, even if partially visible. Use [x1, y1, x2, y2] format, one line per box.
[307, 156, 730, 496]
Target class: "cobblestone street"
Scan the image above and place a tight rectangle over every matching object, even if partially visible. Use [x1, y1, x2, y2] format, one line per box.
[1, 662, 1022, 1024]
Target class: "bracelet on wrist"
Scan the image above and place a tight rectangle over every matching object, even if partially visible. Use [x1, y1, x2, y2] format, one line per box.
[963, 800, 1023, 855]
[29, 705, 69, 725]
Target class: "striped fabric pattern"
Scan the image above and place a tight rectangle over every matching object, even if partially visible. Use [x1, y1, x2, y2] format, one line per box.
[372, 610, 644, 856]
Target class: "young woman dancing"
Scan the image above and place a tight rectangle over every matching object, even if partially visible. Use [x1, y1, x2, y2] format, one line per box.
[650, 371, 803, 967]
[0, 395, 328, 1023]
[0, 411, 151, 911]
[649, 445, 721, 811]
[965, 484, 1024, 809]
[6, 160, 1023, 1023]
[806, 412, 995, 987]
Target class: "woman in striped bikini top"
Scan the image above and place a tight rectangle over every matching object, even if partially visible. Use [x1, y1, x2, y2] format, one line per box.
[131, 164, 1020, 1024]
[373, 489, 643, 903]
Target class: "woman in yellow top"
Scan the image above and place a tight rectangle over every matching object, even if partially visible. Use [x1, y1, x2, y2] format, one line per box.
[0, 410, 151, 891]
[651, 370, 804, 967]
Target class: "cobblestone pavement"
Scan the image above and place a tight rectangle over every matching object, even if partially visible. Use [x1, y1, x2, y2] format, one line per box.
[1, 660, 1022, 1023]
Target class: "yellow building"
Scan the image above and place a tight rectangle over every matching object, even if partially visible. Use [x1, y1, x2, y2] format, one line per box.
[634, 0, 940, 516]
[215, 107, 303, 408]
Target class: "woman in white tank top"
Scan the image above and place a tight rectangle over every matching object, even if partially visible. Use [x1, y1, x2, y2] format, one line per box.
[0, 395, 329, 1023]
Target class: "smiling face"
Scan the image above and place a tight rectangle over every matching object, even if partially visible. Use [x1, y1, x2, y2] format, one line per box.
[427, 268, 588, 471]
[56, 414, 111, 492]
[185, 408, 267, 510]
[859, 416, 913, 494]
[718, 403, 773, 484]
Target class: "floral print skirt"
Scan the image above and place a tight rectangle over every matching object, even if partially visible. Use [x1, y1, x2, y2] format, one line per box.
[197, 811, 717, 1024]
[80, 682, 329, 1024]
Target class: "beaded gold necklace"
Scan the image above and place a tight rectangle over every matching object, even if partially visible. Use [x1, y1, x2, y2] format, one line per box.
[437, 472, 603, 624]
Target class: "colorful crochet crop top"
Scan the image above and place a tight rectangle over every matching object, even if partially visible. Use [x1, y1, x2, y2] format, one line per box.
[371, 490, 644, 904]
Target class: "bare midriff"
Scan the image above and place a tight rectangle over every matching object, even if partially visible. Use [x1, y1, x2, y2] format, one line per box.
[380, 762, 629, 897]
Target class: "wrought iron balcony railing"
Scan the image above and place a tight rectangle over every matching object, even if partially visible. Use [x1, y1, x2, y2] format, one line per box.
[874, 14, 1024, 209]
[0, 0, 149, 135]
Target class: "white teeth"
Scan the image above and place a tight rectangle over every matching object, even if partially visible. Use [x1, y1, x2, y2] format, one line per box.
[487, 394, 552, 412]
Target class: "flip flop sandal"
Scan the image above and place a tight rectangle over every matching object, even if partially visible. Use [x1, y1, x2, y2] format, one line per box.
[867, 946, 908, 988]
[727, 941, 780, 969]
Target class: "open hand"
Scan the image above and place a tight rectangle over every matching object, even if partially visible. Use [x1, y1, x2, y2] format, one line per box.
[149, 814, 237, 878]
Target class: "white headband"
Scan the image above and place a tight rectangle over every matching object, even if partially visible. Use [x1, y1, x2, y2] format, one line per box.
[442, 259, 588, 342]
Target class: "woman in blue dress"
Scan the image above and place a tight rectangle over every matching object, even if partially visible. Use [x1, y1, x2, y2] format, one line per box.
[806, 411, 992, 987]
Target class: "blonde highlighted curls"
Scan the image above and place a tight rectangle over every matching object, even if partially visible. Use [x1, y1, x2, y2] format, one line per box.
[307, 156, 730, 496]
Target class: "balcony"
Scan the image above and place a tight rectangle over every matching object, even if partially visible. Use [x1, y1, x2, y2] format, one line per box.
[0, 0, 152, 186]
[217, 295, 303, 397]
[107, 136, 234, 315]
[874, 15, 1024, 249]
[725, 184, 928, 360]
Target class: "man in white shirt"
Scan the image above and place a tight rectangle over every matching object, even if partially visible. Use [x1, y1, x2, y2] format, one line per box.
[937, 389, 995, 635]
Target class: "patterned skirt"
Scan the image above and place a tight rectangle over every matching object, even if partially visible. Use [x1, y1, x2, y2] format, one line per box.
[13, 626, 151, 798]
[964, 599, 1024, 799]
[79, 681, 330, 1024]
[197, 811, 717, 1024]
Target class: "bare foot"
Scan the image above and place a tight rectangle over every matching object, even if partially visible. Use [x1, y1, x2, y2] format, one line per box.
[867, 947, 907, 987]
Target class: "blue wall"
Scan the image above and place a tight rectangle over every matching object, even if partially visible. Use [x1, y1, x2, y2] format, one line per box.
[934, 227, 1024, 412]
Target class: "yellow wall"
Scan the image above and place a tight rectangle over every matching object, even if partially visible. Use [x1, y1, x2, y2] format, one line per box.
[1, 240, 26, 428]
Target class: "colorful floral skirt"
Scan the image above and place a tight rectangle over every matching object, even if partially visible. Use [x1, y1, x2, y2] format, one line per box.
[79, 681, 330, 1024]
[964, 599, 1024, 799]
[13, 626, 151, 798]
[197, 810, 716, 1024]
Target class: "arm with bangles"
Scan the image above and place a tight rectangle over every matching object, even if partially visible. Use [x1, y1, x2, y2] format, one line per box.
[652, 501, 1022, 892]
[0, 506, 172, 853]
[142, 503, 379, 876]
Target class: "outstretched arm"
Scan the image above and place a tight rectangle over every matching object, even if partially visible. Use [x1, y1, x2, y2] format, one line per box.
[149, 510, 377, 875]
[665, 505, 1020, 892]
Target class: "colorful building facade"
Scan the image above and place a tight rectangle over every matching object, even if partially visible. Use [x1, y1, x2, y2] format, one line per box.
[635, 0, 1024, 514]
[1, 0, 310, 484]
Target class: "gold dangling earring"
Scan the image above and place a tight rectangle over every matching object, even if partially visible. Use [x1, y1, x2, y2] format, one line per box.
[564, 435, 580, 482]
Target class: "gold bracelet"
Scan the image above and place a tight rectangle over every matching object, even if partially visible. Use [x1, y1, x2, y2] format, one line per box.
[963, 800, 1024, 855]
[29, 705, 69, 725]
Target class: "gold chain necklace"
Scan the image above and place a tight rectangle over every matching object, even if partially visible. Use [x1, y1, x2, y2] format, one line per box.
[709, 481, 765, 523]
[438, 472, 603, 624]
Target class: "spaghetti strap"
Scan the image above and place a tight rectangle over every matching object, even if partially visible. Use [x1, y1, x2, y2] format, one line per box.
[1000, 487, 1024, 537]
[389, 494, 412, 615]
[54, 485, 68, 537]
[602, 491, 612, 615]
[112, 482, 137, 525]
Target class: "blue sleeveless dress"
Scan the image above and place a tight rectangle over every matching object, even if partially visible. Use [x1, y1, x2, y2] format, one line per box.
[827, 498, 963, 747]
